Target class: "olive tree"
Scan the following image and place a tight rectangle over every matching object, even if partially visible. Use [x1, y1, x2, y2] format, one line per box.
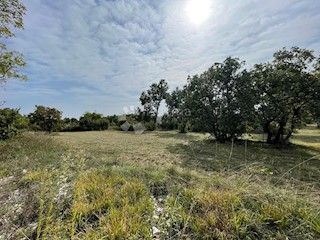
[253, 47, 320, 144]
[184, 57, 257, 142]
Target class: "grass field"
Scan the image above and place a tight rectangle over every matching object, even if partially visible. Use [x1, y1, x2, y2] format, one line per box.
[0, 126, 319, 239]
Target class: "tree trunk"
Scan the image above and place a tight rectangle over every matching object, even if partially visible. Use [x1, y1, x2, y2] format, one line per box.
[272, 117, 286, 144]
[263, 121, 272, 144]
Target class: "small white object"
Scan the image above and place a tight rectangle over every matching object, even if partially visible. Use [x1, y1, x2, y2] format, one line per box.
[152, 226, 160, 235]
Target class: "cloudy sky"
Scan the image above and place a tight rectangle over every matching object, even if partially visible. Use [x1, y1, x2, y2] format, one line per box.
[3, 0, 320, 117]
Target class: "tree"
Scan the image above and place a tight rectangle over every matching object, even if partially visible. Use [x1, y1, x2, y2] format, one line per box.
[309, 102, 320, 128]
[0, 108, 20, 140]
[139, 79, 169, 123]
[0, 0, 27, 86]
[253, 47, 320, 144]
[62, 117, 80, 131]
[183, 57, 257, 142]
[165, 87, 189, 132]
[79, 112, 109, 131]
[29, 105, 63, 133]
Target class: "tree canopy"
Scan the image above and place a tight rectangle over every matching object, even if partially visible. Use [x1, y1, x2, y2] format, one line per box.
[28, 105, 63, 133]
[161, 47, 320, 144]
[253, 47, 320, 144]
[0, 0, 27, 85]
[139, 79, 169, 123]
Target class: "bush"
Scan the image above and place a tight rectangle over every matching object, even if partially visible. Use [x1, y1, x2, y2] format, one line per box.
[0, 108, 21, 140]
[144, 121, 156, 131]
[160, 114, 178, 130]
[61, 118, 80, 132]
[28, 105, 63, 133]
[79, 112, 109, 131]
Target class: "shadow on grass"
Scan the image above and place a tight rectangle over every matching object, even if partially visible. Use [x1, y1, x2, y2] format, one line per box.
[158, 132, 320, 187]
[153, 131, 201, 141]
[292, 134, 320, 144]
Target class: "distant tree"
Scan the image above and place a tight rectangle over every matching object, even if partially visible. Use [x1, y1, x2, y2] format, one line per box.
[106, 114, 119, 126]
[165, 87, 189, 132]
[0, 108, 20, 140]
[79, 112, 109, 131]
[253, 47, 320, 144]
[0, 0, 27, 87]
[139, 79, 169, 123]
[29, 105, 63, 133]
[62, 117, 80, 131]
[183, 57, 257, 142]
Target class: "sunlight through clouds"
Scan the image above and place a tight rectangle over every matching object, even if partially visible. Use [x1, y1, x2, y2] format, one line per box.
[186, 0, 212, 25]
[3, 0, 320, 117]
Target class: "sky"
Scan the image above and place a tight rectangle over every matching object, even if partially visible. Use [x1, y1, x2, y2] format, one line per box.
[2, 0, 320, 118]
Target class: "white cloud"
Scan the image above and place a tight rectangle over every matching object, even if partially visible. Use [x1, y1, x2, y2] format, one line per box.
[3, 0, 320, 117]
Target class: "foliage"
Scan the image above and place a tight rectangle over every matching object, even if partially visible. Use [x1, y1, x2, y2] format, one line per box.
[308, 102, 320, 128]
[79, 112, 109, 131]
[106, 114, 119, 126]
[183, 57, 257, 142]
[139, 79, 168, 123]
[160, 113, 179, 130]
[253, 47, 320, 144]
[0, 43, 27, 83]
[0, 0, 27, 85]
[0, 107, 20, 140]
[28, 105, 63, 133]
[143, 120, 156, 131]
[165, 87, 189, 133]
[61, 117, 80, 132]
[161, 47, 320, 144]
[0, 0, 26, 38]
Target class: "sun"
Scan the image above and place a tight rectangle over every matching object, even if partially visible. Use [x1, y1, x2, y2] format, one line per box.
[186, 0, 211, 25]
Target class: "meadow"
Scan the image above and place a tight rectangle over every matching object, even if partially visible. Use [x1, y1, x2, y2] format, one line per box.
[0, 126, 319, 239]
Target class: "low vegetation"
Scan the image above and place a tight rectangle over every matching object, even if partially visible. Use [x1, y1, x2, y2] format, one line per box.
[0, 127, 319, 239]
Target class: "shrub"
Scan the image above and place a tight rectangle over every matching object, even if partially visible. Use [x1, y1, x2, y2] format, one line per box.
[79, 112, 109, 131]
[144, 121, 156, 131]
[0, 108, 21, 140]
[61, 118, 80, 132]
[28, 105, 63, 133]
[160, 114, 178, 130]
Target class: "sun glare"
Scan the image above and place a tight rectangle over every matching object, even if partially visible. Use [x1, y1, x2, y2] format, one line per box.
[186, 0, 211, 25]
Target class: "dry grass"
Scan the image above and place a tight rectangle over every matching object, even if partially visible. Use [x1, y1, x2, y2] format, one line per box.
[55, 128, 320, 187]
[0, 127, 319, 239]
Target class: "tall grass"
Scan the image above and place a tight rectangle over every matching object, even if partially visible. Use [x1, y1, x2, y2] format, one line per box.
[0, 131, 319, 239]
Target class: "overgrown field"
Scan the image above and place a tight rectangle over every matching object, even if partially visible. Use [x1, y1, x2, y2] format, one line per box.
[0, 127, 319, 239]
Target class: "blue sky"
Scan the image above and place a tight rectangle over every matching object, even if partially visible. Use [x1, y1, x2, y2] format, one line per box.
[2, 0, 320, 118]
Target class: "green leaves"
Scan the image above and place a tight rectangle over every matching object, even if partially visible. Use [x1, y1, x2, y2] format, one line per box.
[255, 47, 320, 144]
[0, 108, 21, 140]
[28, 106, 63, 133]
[0, 0, 27, 90]
[183, 57, 252, 142]
[139, 79, 169, 122]
[0, 43, 27, 83]
[79, 112, 109, 131]
[0, 0, 26, 38]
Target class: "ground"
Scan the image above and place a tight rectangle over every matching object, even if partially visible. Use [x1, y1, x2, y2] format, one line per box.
[0, 126, 319, 239]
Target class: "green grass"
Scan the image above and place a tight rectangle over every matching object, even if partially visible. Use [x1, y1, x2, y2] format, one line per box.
[0, 127, 319, 239]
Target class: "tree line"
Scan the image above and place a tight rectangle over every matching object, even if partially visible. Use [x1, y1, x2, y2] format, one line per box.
[1, 47, 319, 143]
[0, 106, 115, 139]
[138, 47, 320, 144]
